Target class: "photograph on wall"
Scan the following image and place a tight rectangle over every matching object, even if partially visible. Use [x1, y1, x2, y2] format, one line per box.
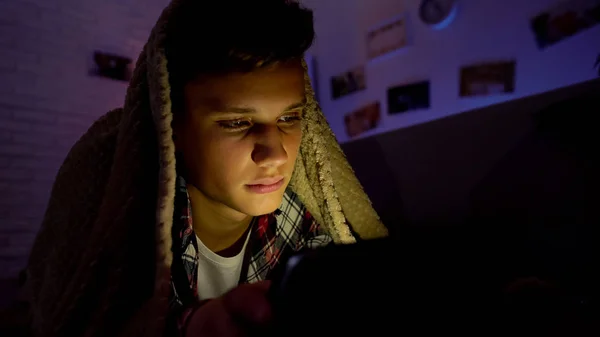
[530, 0, 600, 49]
[330, 66, 366, 100]
[459, 60, 516, 97]
[344, 101, 381, 138]
[367, 14, 409, 61]
[386, 80, 430, 115]
[91, 51, 132, 82]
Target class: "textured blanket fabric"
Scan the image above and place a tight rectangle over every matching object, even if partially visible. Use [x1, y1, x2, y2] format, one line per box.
[25, 0, 388, 336]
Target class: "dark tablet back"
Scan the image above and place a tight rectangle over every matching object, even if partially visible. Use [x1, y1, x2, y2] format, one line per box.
[268, 226, 597, 336]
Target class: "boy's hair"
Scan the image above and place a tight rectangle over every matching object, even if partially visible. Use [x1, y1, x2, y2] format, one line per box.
[165, 0, 315, 117]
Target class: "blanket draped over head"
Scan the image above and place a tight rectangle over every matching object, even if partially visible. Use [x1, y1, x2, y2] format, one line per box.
[26, 0, 388, 336]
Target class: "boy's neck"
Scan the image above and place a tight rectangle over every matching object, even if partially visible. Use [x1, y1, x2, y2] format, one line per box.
[187, 184, 253, 254]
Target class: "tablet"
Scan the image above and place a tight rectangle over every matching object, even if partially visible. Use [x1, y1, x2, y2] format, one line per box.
[268, 229, 596, 336]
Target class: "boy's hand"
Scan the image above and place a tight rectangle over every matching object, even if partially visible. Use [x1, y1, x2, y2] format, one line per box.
[185, 281, 272, 337]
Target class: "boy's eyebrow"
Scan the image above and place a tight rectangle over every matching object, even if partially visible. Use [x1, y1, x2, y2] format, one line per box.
[210, 100, 307, 114]
[282, 101, 307, 111]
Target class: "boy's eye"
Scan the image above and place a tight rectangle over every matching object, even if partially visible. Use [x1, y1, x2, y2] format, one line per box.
[218, 113, 302, 132]
[278, 114, 302, 124]
[218, 119, 252, 131]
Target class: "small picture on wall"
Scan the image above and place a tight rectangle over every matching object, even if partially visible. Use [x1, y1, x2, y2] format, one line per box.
[387, 80, 430, 115]
[344, 101, 381, 138]
[459, 61, 516, 97]
[530, 0, 600, 49]
[367, 14, 409, 61]
[331, 66, 366, 100]
[91, 51, 133, 82]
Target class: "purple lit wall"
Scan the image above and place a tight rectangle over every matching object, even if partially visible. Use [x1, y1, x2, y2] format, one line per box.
[0, 0, 170, 280]
[303, 0, 600, 144]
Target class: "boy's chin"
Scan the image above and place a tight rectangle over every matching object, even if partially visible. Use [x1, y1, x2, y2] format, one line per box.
[240, 194, 284, 217]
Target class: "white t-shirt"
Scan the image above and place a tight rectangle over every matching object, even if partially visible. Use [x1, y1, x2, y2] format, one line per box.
[195, 231, 251, 301]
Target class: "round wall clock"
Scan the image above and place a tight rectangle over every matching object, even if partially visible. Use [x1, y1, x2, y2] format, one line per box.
[419, 0, 458, 30]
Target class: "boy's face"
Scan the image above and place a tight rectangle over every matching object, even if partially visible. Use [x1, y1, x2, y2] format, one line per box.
[175, 60, 305, 217]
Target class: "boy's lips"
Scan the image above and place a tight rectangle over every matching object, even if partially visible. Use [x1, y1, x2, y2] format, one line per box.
[246, 176, 285, 194]
[247, 175, 285, 186]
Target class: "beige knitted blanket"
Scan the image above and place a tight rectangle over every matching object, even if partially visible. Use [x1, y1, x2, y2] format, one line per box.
[25, 0, 388, 336]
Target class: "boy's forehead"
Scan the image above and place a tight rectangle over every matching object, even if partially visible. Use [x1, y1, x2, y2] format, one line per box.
[196, 61, 303, 83]
[183, 62, 306, 110]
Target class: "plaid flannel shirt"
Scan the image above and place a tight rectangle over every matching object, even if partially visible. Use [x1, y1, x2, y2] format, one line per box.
[168, 176, 332, 334]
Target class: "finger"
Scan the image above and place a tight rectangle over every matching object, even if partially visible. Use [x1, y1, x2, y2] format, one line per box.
[223, 281, 273, 325]
[186, 299, 246, 337]
[249, 280, 272, 292]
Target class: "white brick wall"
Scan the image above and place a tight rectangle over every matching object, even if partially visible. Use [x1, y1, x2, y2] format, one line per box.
[0, 0, 170, 279]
